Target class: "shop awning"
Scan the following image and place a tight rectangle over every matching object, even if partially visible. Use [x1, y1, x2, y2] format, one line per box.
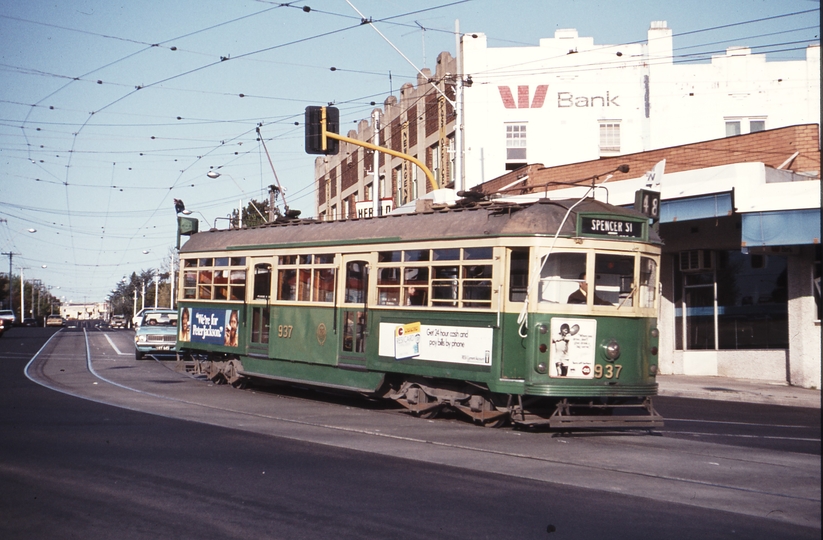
[660, 192, 733, 223]
[741, 209, 821, 247]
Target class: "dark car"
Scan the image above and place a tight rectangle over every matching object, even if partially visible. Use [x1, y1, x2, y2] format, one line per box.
[22, 318, 37, 327]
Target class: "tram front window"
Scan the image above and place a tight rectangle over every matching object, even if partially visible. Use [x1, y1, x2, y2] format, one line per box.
[594, 254, 635, 307]
[539, 253, 586, 304]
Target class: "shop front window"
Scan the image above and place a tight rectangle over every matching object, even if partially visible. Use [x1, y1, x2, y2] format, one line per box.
[676, 250, 788, 350]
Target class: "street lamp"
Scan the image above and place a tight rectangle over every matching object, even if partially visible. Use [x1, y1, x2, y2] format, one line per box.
[0, 221, 36, 316]
[205, 170, 267, 225]
[18, 266, 29, 322]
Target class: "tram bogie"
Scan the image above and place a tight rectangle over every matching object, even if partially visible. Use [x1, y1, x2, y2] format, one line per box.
[175, 197, 664, 430]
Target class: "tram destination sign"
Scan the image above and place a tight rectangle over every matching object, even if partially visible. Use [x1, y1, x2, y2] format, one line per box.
[578, 215, 644, 239]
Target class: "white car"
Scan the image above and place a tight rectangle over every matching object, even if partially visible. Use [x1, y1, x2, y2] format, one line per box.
[0, 309, 16, 327]
[132, 308, 149, 328]
[46, 314, 64, 327]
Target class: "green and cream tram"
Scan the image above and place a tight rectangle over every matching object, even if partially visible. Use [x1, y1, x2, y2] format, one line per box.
[176, 197, 663, 428]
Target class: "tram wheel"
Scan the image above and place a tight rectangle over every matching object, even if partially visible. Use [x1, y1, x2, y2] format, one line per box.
[482, 416, 509, 428]
[415, 407, 440, 420]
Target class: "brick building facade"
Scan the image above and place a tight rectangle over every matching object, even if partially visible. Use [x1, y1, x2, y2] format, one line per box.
[476, 124, 820, 198]
[315, 52, 457, 221]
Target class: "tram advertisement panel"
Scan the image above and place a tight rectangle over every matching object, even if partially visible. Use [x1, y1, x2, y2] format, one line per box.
[549, 318, 596, 378]
[179, 307, 239, 348]
[379, 323, 493, 365]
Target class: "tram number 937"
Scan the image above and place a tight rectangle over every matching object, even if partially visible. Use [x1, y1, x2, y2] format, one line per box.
[278, 325, 294, 338]
[594, 364, 622, 379]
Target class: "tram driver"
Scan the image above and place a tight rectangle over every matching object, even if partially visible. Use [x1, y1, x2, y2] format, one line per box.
[567, 272, 611, 305]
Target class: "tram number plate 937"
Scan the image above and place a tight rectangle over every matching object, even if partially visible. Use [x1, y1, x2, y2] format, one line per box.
[594, 364, 622, 379]
[278, 325, 293, 338]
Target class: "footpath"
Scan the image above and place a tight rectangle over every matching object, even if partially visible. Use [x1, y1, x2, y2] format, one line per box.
[658, 374, 821, 409]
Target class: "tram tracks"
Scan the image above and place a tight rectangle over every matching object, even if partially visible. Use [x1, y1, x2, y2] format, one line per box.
[23, 329, 823, 528]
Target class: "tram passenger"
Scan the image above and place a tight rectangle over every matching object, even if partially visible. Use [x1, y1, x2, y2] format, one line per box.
[567, 273, 611, 305]
[405, 286, 427, 306]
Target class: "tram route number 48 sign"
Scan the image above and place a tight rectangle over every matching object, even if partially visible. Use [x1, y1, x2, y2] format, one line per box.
[634, 188, 661, 221]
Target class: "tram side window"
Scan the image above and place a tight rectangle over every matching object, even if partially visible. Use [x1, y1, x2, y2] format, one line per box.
[431, 266, 459, 307]
[639, 257, 657, 308]
[229, 269, 246, 301]
[463, 265, 492, 307]
[183, 269, 197, 299]
[404, 267, 429, 306]
[509, 248, 529, 302]
[345, 262, 367, 303]
[198, 269, 213, 300]
[594, 254, 635, 307]
[539, 253, 586, 304]
[179, 257, 248, 301]
[298, 268, 312, 301]
[274, 254, 337, 303]
[278, 268, 296, 301]
[377, 266, 401, 305]
[254, 264, 272, 300]
[213, 269, 229, 300]
[376, 247, 494, 309]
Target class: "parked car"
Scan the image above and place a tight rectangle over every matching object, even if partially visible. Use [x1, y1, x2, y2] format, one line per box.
[46, 314, 64, 327]
[0, 309, 16, 327]
[0, 318, 6, 337]
[109, 315, 127, 329]
[134, 309, 178, 359]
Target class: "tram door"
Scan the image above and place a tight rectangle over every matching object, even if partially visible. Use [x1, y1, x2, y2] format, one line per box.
[246, 259, 272, 356]
[338, 255, 372, 369]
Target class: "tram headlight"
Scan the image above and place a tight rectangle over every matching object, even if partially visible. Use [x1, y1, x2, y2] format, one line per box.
[650, 327, 660, 338]
[603, 339, 620, 361]
[649, 364, 658, 376]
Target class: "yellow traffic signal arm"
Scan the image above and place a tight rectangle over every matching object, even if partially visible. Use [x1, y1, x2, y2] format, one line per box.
[321, 108, 438, 191]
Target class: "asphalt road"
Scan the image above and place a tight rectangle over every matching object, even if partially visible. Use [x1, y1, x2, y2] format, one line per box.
[1, 326, 820, 539]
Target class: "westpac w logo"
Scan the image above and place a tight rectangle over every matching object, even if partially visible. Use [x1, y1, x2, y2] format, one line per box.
[498, 85, 548, 109]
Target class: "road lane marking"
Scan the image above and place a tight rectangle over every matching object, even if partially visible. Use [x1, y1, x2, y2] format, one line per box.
[664, 417, 812, 429]
[103, 333, 130, 356]
[666, 430, 820, 443]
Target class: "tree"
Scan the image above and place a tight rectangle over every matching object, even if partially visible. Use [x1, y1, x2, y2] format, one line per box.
[232, 198, 271, 228]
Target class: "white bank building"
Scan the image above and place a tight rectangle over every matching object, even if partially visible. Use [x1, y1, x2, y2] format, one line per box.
[461, 21, 819, 186]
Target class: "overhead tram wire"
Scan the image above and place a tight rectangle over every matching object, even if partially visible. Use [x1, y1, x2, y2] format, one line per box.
[11, 4, 290, 291]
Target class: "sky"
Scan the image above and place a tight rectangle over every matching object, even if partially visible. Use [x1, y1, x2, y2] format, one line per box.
[0, 0, 819, 304]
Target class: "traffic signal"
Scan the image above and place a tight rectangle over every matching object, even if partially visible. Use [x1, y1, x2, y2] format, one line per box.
[305, 106, 339, 155]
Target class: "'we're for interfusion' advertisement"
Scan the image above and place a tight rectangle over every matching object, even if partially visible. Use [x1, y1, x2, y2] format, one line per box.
[178, 308, 239, 348]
